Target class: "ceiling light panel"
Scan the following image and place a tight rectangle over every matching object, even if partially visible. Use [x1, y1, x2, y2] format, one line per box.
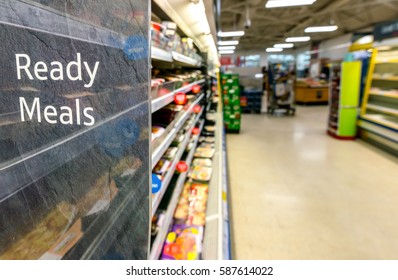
[305, 25, 338, 33]
[274, 43, 294, 48]
[218, 46, 236, 50]
[266, 47, 283, 52]
[266, 0, 316, 8]
[219, 50, 234, 54]
[285, 36, 311, 42]
[218, 40, 239, 46]
[218, 31, 245, 37]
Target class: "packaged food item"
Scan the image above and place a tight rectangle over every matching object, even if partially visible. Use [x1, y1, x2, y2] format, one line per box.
[172, 133, 185, 146]
[161, 224, 204, 260]
[190, 165, 212, 181]
[152, 126, 165, 142]
[194, 147, 215, 158]
[206, 113, 217, 122]
[198, 143, 214, 149]
[201, 131, 214, 137]
[165, 104, 184, 112]
[174, 203, 189, 220]
[186, 212, 206, 226]
[192, 158, 212, 167]
[151, 211, 166, 237]
[177, 182, 191, 207]
[186, 94, 196, 101]
[163, 147, 178, 160]
[205, 137, 215, 143]
[153, 159, 171, 177]
[205, 126, 215, 132]
[190, 182, 209, 200]
[186, 139, 196, 152]
[188, 199, 207, 213]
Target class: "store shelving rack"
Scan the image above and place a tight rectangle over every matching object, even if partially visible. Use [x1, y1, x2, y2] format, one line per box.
[358, 45, 398, 154]
[149, 118, 205, 260]
[201, 106, 232, 260]
[151, 95, 205, 216]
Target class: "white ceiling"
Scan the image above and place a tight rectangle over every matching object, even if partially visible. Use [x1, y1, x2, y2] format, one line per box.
[219, 0, 398, 51]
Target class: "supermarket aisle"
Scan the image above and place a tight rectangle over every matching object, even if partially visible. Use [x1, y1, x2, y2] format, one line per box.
[227, 106, 398, 260]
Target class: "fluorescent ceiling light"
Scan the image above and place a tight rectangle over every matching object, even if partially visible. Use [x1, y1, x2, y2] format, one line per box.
[219, 50, 234, 54]
[274, 43, 294, 48]
[255, 74, 264, 78]
[218, 46, 236, 50]
[218, 40, 239, 46]
[266, 0, 316, 8]
[305, 25, 338, 33]
[286, 36, 311, 42]
[218, 31, 245, 37]
[266, 47, 283, 52]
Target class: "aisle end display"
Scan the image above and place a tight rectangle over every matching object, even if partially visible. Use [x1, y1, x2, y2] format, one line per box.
[327, 61, 362, 139]
[220, 74, 241, 133]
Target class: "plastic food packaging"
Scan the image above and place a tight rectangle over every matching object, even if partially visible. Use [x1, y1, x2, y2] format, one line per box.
[190, 182, 209, 199]
[172, 133, 185, 146]
[190, 165, 212, 181]
[161, 224, 203, 260]
[205, 137, 215, 143]
[198, 143, 214, 149]
[194, 147, 215, 158]
[153, 159, 171, 177]
[204, 126, 215, 132]
[152, 126, 165, 142]
[192, 158, 212, 167]
[186, 212, 206, 227]
[163, 147, 178, 160]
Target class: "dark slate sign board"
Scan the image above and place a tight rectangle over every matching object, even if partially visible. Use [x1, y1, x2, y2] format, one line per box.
[0, 0, 150, 259]
[374, 20, 398, 41]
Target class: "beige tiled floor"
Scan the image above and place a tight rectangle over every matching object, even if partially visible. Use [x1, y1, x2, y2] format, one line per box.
[227, 106, 398, 260]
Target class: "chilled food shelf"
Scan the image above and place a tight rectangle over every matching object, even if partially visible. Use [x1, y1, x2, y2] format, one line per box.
[150, 47, 201, 67]
[372, 76, 398, 82]
[358, 118, 398, 143]
[172, 51, 201, 67]
[151, 46, 173, 62]
[149, 120, 205, 260]
[367, 104, 398, 117]
[202, 110, 231, 260]
[152, 106, 205, 217]
[369, 90, 398, 99]
[151, 122, 193, 217]
[152, 94, 204, 168]
[361, 115, 398, 131]
[152, 79, 205, 113]
[375, 59, 398, 64]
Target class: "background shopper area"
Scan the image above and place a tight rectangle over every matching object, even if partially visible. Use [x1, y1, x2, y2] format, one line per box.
[0, 0, 398, 261]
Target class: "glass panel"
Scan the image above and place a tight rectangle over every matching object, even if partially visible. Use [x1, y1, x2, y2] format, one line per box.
[0, 0, 149, 260]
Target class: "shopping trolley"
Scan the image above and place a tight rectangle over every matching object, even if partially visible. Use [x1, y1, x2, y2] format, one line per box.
[267, 78, 296, 116]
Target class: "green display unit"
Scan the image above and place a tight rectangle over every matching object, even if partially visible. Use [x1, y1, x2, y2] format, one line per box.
[221, 73, 241, 133]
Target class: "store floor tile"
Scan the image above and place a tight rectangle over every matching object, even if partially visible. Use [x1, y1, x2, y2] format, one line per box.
[227, 106, 398, 260]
